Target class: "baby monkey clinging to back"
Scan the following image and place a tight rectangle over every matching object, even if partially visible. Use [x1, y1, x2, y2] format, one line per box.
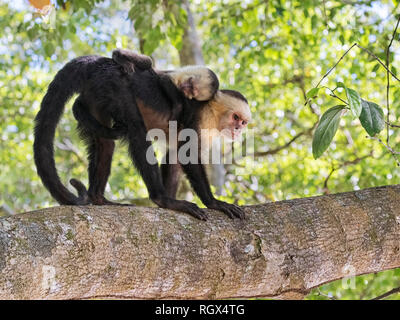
[112, 49, 219, 101]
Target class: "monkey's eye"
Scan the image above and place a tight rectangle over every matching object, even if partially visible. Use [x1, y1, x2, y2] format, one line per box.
[233, 114, 240, 121]
[242, 120, 247, 125]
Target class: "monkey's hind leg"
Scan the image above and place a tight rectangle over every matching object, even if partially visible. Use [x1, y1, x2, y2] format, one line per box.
[86, 135, 118, 205]
[74, 104, 125, 206]
[86, 136, 130, 206]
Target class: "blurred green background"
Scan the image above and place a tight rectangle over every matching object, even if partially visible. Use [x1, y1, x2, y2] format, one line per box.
[0, 0, 399, 299]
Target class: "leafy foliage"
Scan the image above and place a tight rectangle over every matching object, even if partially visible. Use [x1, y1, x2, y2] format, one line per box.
[309, 84, 385, 158]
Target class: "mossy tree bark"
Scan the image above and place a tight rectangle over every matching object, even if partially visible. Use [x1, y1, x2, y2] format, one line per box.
[0, 185, 399, 300]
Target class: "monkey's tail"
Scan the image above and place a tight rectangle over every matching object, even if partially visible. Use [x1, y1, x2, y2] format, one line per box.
[33, 58, 92, 205]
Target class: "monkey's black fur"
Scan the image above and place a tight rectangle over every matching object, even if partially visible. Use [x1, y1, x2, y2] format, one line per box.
[72, 98, 125, 140]
[72, 71, 186, 140]
[34, 55, 244, 219]
[73, 49, 221, 141]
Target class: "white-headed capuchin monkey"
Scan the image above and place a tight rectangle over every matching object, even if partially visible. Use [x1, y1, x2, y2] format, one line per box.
[33, 53, 251, 221]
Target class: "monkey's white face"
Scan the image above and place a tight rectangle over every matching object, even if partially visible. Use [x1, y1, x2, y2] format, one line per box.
[215, 92, 251, 142]
[199, 90, 251, 146]
[220, 111, 249, 141]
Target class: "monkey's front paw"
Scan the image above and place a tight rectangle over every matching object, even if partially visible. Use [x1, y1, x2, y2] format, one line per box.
[208, 200, 245, 219]
[153, 197, 208, 221]
[178, 201, 208, 221]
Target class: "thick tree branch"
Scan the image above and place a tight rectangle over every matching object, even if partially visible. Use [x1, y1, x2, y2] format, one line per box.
[0, 184, 399, 300]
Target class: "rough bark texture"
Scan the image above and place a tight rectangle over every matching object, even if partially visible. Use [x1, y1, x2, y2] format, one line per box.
[0, 185, 399, 300]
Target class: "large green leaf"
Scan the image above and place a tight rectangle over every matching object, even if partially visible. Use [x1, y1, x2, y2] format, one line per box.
[336, 83, 362, 118]
[359, 100, 385, 136]
[345, 87, 362, 118]
[312, 105, 346, 159]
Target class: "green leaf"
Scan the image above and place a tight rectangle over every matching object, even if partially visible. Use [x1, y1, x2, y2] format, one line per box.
[345, 87, 362, 117]
[306, 87, 320, 99]
[312, 105, 346, 159]
[359, 99, 385, 136]
[335, 83, 361, 117]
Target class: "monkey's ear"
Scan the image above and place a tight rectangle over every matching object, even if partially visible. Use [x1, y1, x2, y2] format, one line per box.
[179, 77, 195, 99]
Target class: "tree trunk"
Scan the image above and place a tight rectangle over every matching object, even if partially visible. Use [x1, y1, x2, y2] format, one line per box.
[178, 0, 205, 66]
[0, 185, 399, 300]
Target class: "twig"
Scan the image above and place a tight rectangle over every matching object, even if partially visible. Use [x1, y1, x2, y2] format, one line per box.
[315, 43, 358, 88]
[323, 167, 335, 194]
[385, 120, 400, 128]
[369, 136, 400, 155]
[342, 153, 373, 166]
[253, 128, 313, 157]
[340, 0, 375, 5]
[355, 43, 400, 82]
[371, 287, 400, 300]
[314, 42, 400, 93]
[386, 15, 400, 62]
[368, 136, 400, 166]
[323, 153, 372, 194]
[386, 15, 400, 145]
[321, 86, 348, 105]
